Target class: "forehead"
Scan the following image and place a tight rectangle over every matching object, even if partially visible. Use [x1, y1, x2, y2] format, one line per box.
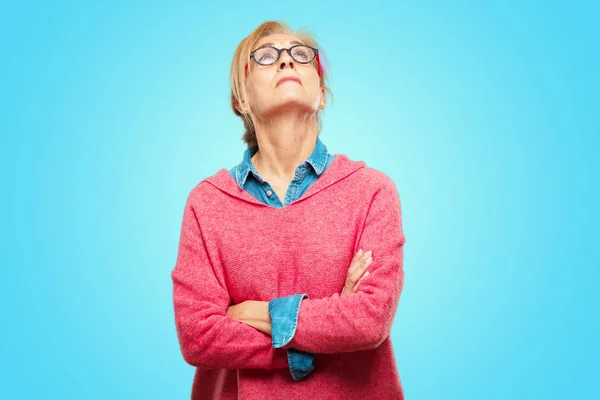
[254, 34, 305, 48]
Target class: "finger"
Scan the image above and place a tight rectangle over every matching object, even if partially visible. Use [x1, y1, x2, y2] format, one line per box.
[347, 259, 365, 278]
[348, 249, 371, 275]
[347, 258, 362, 275]
[350, 255, 372, 280]
[347, 259, 372, 287]
[349, 270, 370, 293]
[353, 271, 370, 291]
[353, 249, 363, 261]
[347, 250, 366, 275]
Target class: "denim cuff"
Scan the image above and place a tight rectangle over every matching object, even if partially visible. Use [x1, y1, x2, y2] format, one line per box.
[287, 348, 315, 381]
[268, 293, 308, 348]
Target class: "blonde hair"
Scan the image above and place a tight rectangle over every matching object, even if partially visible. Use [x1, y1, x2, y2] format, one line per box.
[230, 21, 333, 148]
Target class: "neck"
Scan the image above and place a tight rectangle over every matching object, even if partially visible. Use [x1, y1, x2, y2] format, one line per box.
[251, 111, 318, 180]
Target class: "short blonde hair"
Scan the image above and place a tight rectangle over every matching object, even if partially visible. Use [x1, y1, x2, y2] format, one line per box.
[230, 21, 333, 148]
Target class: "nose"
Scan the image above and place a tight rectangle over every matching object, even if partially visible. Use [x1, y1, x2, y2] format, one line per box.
[278, 49, 295, 71]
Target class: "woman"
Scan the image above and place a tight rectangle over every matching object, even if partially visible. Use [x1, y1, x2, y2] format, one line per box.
[171, 21, 406, 400]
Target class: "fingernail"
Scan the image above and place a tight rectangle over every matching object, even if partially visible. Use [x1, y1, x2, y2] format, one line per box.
[358, 249, 363, 254]
[366, 250, 372, 255]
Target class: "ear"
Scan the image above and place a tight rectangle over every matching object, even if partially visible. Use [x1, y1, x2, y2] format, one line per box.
[236, 100, 248, 114]
[319, 87, 326, 109]
[237, 86, 252, 114]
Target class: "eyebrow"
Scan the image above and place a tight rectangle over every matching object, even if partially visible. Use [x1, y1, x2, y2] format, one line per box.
[256, 40, 304, 48]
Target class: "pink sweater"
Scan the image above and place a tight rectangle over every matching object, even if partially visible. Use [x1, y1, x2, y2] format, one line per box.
[171, 154, 407, 399]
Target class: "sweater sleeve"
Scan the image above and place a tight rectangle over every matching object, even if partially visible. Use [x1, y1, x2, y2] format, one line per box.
[268, 294, 315, 380]
[171, 190, 289, 370]
[280, 177, 406, 354]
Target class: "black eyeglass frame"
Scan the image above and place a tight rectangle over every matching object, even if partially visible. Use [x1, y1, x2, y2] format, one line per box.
[249, 44, 319, 66]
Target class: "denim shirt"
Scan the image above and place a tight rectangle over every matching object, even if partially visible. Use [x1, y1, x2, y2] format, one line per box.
[228, 137, 334, 380]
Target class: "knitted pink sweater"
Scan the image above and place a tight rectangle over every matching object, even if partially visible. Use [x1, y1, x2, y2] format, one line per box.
[171, 154, 406, 399]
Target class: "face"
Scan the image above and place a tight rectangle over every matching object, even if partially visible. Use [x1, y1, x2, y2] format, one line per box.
[242, 34, 324, 119]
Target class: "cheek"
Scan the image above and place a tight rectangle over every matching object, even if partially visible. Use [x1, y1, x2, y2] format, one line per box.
[245, 81, 262, 106]
[306, 70, 321, 92]
[306, 78, 322, 98]
[247, 75, 272, 99]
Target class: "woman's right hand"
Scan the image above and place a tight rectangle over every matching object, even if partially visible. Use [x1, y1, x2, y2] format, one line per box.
[341, 249, 373, 295]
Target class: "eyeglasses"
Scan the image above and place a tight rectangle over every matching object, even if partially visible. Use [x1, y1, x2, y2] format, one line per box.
[249, 44, 319, 66]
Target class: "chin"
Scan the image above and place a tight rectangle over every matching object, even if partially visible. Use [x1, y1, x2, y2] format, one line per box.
[265, 100, 317, 115]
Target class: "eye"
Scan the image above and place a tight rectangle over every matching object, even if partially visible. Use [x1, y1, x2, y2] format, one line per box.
[254, 47, 278, 64]
[259, 53, 274, 62]
[293, 49, 309, 61]
[291, 46, 315, 63]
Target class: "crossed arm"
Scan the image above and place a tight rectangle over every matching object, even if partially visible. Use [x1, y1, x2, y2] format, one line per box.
[226, 248, 373, 336]
[171, 178, 404, 368]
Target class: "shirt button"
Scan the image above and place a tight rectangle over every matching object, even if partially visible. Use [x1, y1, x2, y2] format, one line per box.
[266, 190, 272, 196]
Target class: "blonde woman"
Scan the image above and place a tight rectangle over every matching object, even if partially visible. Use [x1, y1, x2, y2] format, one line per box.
[171, 21, 406, 399]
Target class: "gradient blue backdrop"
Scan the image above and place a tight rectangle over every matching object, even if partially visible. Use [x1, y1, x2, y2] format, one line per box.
[2, 1, 598, 398]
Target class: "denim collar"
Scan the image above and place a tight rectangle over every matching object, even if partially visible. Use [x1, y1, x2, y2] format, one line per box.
[234, 137, 330, 190]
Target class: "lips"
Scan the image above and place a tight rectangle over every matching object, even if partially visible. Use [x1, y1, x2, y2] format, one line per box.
[277, 77, 301, 87]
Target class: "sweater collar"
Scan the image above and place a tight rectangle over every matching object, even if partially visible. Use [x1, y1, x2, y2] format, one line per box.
[204, 153, 366, 207]
[232, 137, 331, 190]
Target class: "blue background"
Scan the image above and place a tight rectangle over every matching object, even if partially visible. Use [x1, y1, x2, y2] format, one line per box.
[2, 1, 598, 398]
